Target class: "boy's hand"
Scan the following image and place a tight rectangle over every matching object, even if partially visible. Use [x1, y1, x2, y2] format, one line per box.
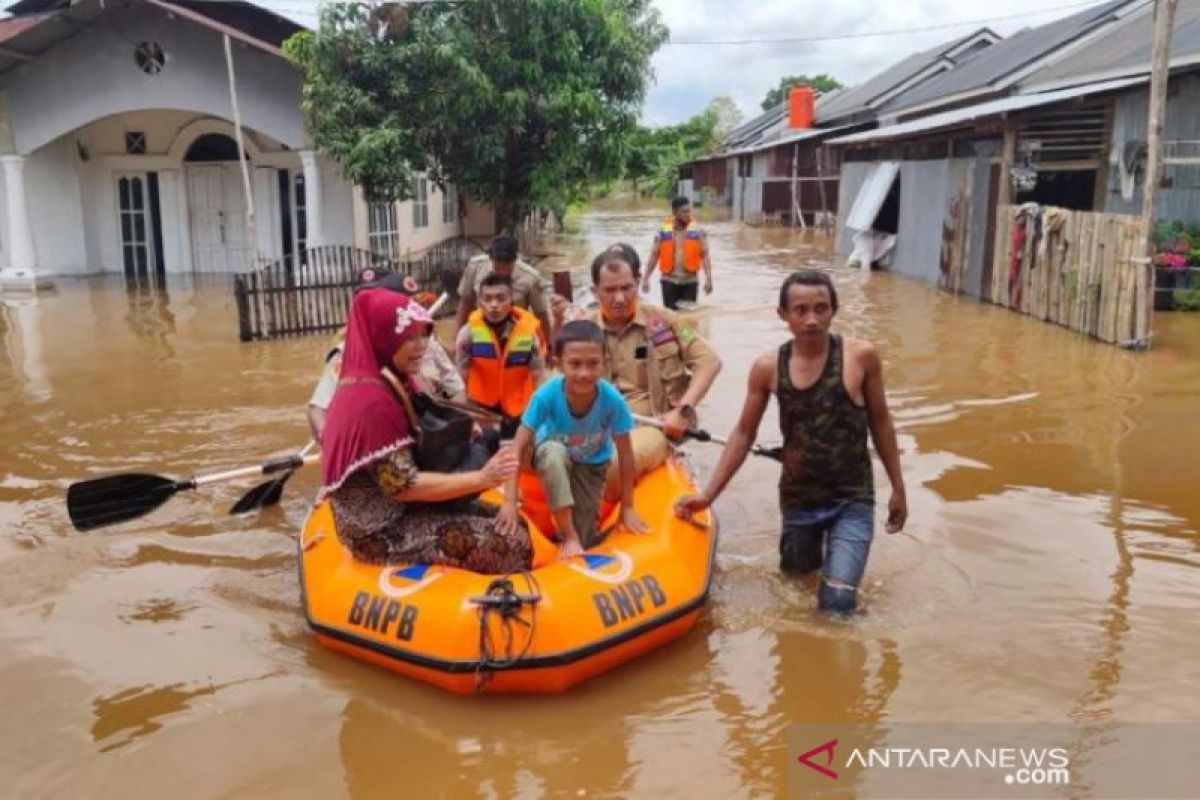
[885, 489, 907, 533]
[620, 505, 649, 535]
[495, 501, 522, 538]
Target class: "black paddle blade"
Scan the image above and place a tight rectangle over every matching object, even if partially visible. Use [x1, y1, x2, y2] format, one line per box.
[228, 471, 292, 515]
[66, 473, 182, 532]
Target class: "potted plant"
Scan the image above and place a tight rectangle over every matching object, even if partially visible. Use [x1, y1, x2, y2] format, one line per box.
[1152, 223, 1195, 310]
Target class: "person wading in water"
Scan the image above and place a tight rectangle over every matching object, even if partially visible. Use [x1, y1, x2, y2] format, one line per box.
[674, 269, 907, 614]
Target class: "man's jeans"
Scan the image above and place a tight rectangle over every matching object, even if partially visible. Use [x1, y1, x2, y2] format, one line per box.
[780, 500, 874, 613]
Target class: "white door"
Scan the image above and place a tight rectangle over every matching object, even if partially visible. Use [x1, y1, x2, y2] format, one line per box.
[187, 165, 249, 272]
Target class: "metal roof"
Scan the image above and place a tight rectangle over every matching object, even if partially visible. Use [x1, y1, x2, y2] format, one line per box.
[828, 77, 1144, 146]
[882, 0, 1142, 116]
[817, 28, 999, 124]
[1022, 0, 1200, 90]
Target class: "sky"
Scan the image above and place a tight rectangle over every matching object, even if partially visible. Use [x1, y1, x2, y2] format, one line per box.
[252, 0, 1112, 127]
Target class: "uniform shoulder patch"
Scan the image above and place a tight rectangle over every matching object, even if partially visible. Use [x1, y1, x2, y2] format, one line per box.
[676, 323, 697, 345]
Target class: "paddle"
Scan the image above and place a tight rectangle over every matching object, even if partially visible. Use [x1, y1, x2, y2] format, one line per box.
[631, 413, 783, 462]
[229, 440, 318, 515]
[67, 450, 322, 532]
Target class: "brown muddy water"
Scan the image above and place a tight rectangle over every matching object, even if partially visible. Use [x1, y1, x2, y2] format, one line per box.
[1, 201, 1198, 799]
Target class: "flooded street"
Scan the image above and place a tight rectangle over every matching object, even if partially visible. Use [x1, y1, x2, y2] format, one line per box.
[2, 200, 1199, 799]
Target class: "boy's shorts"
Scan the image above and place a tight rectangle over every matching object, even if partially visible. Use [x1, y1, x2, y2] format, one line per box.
[534, 440, 610, 548]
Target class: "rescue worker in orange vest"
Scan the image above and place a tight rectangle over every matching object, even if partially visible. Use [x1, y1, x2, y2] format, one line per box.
[455, 271, 546, 438]
[641, 196, 713, 310]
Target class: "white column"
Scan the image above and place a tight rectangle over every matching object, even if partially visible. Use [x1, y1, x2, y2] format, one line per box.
[253, 166, 278, 259]
[299, 149, 324, 248]
[0, 155, 53, 291]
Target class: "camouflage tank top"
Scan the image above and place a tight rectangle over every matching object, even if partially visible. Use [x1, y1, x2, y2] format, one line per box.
[777, 335, 874, 511]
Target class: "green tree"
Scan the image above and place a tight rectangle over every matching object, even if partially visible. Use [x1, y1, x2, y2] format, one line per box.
[285, 1, 668, 230]
[760, 73, 843, 110]
[623, 97, 733, 197]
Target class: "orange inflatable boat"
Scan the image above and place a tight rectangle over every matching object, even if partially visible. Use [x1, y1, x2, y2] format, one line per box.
[298, 454, 717, 694]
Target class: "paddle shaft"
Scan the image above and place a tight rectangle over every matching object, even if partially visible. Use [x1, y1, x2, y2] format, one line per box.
[195, 452, 321, 487]
[427, 292, 450, 317]
[631, 414, 781, 461]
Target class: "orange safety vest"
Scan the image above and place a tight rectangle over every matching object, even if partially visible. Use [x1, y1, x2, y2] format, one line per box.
[658, 219, 703, 275]
[465, 307, 540, 418]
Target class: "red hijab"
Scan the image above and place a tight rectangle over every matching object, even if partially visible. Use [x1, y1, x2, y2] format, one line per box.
[319, 289, 433, 497]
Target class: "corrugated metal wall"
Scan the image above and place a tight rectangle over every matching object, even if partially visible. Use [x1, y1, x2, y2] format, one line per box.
[1106, 74, 1200, 221]
[837, 156, 997, 294]
[963, 157, 995, 298]
[891, 160, 950, 284]
[836, 161, 873, 253]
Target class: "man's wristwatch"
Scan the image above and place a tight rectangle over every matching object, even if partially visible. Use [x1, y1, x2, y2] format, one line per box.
[676, 402, 696, 423]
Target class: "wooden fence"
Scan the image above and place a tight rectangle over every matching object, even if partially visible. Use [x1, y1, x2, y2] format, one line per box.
[232, 238, 484, 342]
[989, 205, 1152, 346]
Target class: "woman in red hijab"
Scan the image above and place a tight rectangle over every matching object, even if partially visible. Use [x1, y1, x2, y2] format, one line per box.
[319, 288, 530, 573]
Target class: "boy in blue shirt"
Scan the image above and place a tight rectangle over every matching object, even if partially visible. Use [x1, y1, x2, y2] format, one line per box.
[498, 320, 649, 559]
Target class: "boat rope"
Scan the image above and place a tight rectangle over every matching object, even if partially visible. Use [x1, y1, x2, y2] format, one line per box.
[474, 570, 541, 692]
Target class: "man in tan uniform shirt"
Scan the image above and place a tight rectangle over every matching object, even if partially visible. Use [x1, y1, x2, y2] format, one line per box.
[454, 234, 552, 338]
[587, 244, 722, 499]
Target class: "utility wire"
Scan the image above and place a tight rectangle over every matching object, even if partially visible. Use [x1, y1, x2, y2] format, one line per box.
[257, 0, 1121, 46]
[664, 0, 1117, 45]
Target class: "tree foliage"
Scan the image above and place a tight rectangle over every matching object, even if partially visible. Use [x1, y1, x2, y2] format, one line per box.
[760, 73, 844, 110]
[284, 1, 667, 229]
[624, 97, 738, 197]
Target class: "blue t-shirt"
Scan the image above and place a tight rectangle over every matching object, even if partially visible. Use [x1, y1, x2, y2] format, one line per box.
[520, 376, 633, 465]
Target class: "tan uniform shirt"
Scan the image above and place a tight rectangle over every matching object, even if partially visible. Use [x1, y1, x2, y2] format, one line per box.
[589, 303, 719, 416]
[457, 255, 549, 319]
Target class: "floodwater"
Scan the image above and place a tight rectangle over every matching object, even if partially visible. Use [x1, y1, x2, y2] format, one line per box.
[2, 199, 1198, 799]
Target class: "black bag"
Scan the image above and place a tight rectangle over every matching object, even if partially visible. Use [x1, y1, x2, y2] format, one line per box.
[410, 391, 476, 473]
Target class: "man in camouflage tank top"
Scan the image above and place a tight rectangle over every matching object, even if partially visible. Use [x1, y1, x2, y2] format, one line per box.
[675, 270, 906, 613]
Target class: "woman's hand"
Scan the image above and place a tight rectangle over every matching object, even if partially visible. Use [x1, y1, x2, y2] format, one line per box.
[480, 447, 519, 488]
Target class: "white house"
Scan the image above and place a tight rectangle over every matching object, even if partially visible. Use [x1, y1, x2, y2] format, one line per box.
[0, 0, 493, 290]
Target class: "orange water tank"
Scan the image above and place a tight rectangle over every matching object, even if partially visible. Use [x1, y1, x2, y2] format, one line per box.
[788, 85, 814, 129]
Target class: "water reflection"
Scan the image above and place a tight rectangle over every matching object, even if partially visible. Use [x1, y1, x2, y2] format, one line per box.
[1, 294, 52, 402]
[123, 274, 177, 359]
[92, 680, 231, 752]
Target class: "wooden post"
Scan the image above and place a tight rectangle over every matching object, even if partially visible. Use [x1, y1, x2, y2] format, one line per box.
[1138, 0, 1179, 347]
[553, 269, 573, 303]
[997, 125, 1017, 210]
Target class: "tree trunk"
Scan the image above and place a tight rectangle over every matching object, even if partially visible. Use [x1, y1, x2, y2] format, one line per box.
[494, 199, 524, 235]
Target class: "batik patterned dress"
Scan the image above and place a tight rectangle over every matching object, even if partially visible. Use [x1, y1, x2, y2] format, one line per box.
[329, 445, 531, 574]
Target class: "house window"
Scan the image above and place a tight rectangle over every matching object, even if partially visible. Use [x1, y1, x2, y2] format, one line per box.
[293, 171, 307, 257]
[412, 175, 429, 229]
[125, 132, 147, 155]
[442, 182, 458, 224]
[368, 200, 401, 259]
[117, 174, 155, 278]
[134, 41, 166, 75]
